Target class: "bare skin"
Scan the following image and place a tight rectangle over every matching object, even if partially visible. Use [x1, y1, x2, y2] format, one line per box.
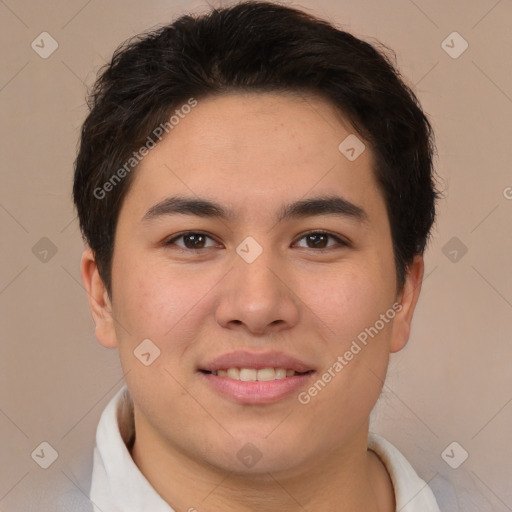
[82, 91, 423, 511]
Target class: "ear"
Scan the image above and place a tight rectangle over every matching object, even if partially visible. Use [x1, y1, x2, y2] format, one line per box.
[80, 247, 118, 349]
[389, 254, 424, 353]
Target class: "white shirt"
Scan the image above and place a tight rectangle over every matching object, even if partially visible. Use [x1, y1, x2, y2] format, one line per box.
[89, 385, 441, 512]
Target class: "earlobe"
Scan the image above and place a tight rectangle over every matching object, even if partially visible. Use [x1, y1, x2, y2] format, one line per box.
[389, 255, 424, 353]
[80, 247, 118, 349]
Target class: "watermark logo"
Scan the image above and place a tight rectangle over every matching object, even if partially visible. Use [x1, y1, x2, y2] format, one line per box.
[298, 302, 402, 405]
[441, 441, 469, 469]
[32, 237, 58, 263]
[31, 32, 58, 59]
[441, 31, 468, 59]
[338, 134, 366, 161]
[442, 236, 468, 263]
[237, 443, 263, 468]
[94, 98, 198, 200]
[236, 236, 263, 264]
[31, 441, 58, 469]
[134, 338, 161, 366]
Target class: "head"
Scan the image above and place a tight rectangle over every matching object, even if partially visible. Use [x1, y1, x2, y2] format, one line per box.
[75, 1, 438, 476]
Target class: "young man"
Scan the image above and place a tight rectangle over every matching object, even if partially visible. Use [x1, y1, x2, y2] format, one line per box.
[74, 1, 441, 510]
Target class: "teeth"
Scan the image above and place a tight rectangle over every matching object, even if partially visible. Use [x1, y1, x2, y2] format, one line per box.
[227, 368, 240, 379]
[239, 368, 257, 381]
[213, 367, 300, 381]
[256, 368, 276, 381]
[275, 368, 287, 379]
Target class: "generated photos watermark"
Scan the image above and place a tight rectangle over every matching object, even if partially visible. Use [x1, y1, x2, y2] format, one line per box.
[298, 302, 402, 405]
[93, 97, 198, 200]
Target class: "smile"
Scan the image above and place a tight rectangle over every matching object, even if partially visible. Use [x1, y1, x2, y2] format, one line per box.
[204, 367, 311, 381]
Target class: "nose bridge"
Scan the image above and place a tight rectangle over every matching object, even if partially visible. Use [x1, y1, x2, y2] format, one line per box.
[234, 240, 283, 305]
[214, 238, 300, 333]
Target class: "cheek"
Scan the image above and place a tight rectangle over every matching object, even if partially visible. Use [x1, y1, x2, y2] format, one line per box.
[111, 255, 220, 348]
[306, 263, 394, 346]
[306, 261, 396, 413]
[296, 270, 393, 435]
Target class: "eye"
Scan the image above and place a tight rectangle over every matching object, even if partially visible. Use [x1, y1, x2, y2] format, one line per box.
[163, 230, 349, 252]
[164, 231, 220, 250]
[293, 231, 349, 250]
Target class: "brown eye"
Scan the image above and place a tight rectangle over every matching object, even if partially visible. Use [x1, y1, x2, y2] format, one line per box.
[305, 233, 329, 248]
[182, 233, 206, 249]
[164, 232, 218, 250]
[294, 231, 348, 250]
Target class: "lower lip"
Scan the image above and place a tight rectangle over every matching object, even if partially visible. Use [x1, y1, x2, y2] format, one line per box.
[199, 371, 315, 405]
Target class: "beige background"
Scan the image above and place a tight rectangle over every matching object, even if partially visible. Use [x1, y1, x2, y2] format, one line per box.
[1, 0, 511, 510]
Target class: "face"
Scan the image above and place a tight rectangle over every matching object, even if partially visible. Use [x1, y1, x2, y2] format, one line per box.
[83, 92, 423, 475]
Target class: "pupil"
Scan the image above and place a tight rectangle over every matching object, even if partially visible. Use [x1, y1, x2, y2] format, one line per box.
[185, 234, 204, 248]
[308, 234, 327, 248]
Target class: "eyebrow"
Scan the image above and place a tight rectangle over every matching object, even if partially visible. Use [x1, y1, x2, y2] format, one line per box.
[142, 195, 368, 224]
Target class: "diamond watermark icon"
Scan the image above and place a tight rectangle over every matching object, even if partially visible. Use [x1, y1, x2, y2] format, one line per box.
[32, 237, 58, 263]
[442, 236, 468, 263]
[441, 31, 468, 59]
[31, 441, 58, 469]
[338, 134, 365, 161]
[134, 338, 161, 366]
[237, 443, 262, 468]
[441, 441, 468, 469]
[236, 236, 263, 264]
[31, 32, 59, 59]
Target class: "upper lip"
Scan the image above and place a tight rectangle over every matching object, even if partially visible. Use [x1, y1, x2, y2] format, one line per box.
[199, 350, 315, 373]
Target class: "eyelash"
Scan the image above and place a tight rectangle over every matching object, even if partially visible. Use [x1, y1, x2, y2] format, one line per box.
[163, 230, 349, 252]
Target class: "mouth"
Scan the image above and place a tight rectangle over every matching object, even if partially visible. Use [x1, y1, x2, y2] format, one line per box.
[198, 350, 316, 404]
[200, 368, 314, 381]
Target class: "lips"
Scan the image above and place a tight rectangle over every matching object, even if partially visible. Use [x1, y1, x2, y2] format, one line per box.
[198, 350, 315, 404]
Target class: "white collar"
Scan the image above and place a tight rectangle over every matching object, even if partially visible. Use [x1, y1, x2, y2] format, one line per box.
[89, 386, 173, 511]
[89, 385, 440, 512]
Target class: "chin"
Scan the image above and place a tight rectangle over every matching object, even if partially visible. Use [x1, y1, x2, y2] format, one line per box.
[203, 429, 311, 475]
[209, 449, 306, 477]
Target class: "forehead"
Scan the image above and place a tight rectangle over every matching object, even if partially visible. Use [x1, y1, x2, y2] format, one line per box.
[122, 91, 385, 221]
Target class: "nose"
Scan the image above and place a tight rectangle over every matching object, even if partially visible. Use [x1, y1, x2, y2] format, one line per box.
[214, 247, 300, 336]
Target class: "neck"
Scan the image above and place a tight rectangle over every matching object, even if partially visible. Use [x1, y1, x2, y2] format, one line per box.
[130, 412, 395, 512]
